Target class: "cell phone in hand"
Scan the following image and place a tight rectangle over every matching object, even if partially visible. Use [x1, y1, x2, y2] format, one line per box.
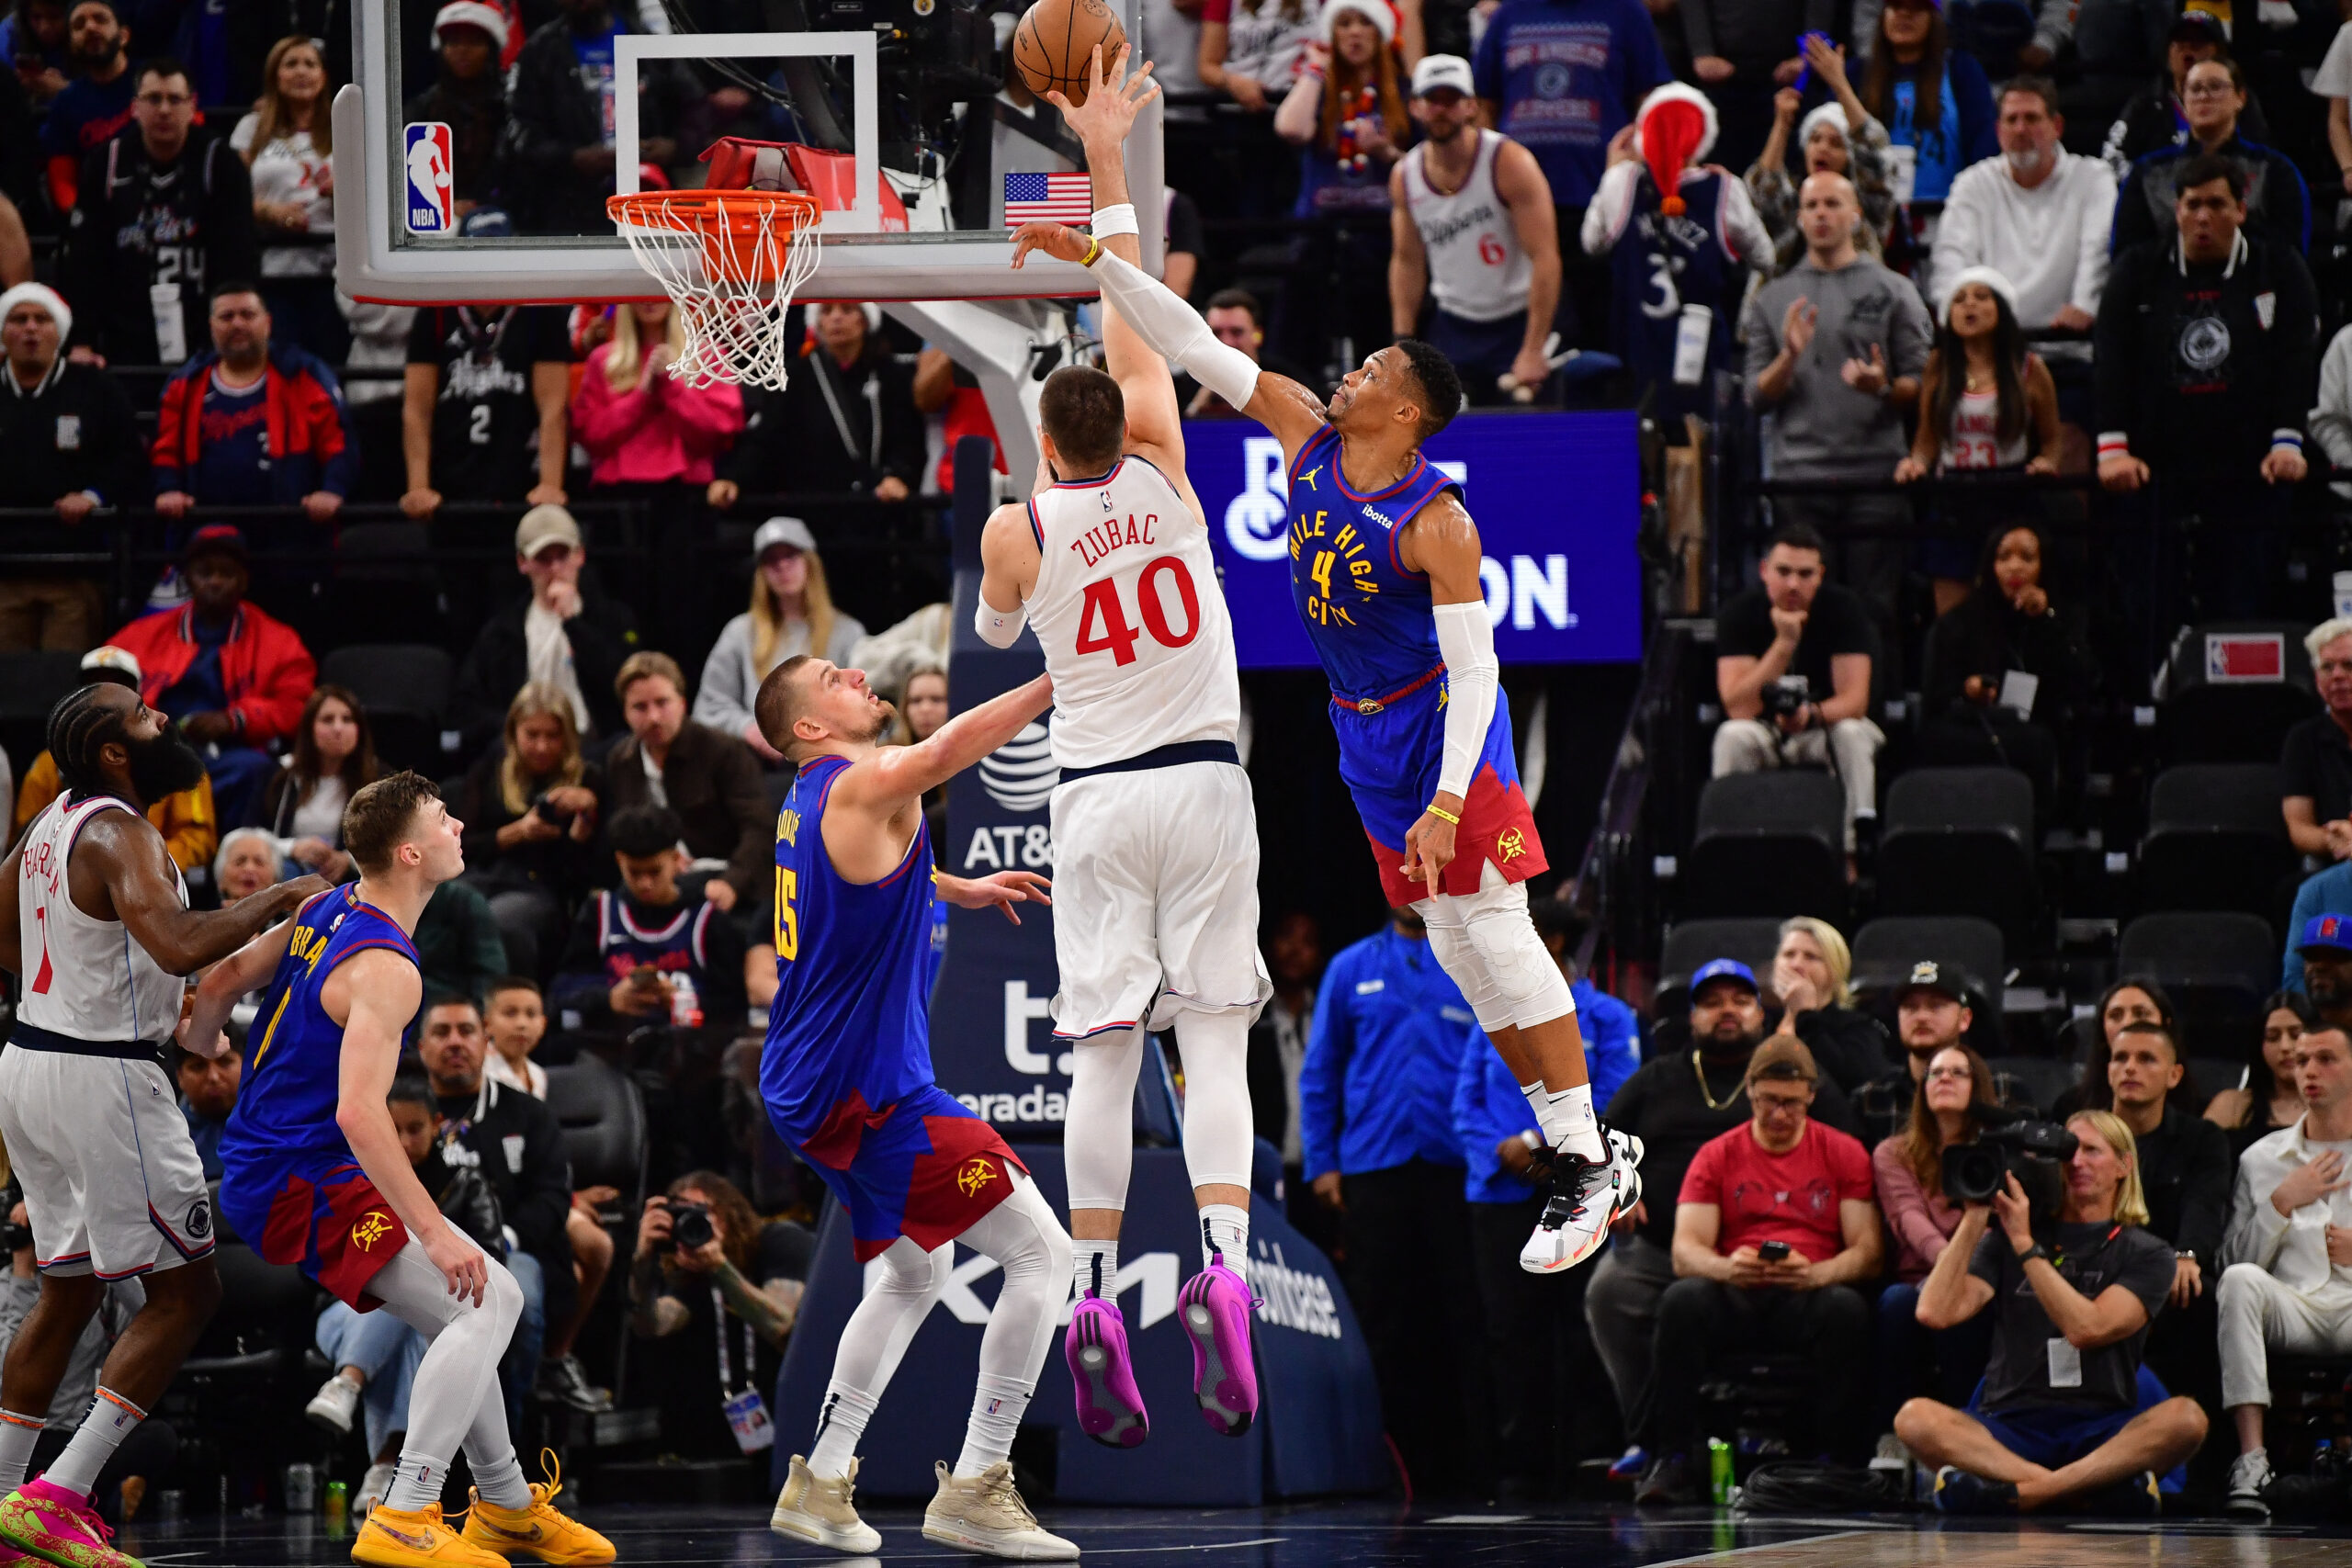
[1758, 1239, 1792, 1262]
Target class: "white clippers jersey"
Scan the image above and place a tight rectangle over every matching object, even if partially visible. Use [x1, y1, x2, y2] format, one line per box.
[16, 793, 187, 1043]
[1024, 454, 1240, 771]
[1400, 130, 1533, 325]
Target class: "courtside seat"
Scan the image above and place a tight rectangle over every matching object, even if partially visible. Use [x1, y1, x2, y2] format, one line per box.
[1874, 768, 2038, 951]
[1682, 773, 1846, 922]
[2154, 622, 2317, 765]
[2116, 911, 2278, 1058]
[2137, 764, 2297, 935]
[1852, 916, 2006, 1000]
[321, 643, 455, 775]
[1655, 917, 1788, 1017]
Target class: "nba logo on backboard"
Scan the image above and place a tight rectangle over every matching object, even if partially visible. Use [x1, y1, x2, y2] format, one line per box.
[403, 122, 454, 234]
[2205, 631, 2284, 683]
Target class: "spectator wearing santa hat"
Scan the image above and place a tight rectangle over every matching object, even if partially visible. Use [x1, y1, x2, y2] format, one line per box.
[1388, 53, 1563, 404]
[0, 280, 144, 652]
[1740, 169, 1933, 618]
[1275, 0, 1411, 368]
[1582, 82, 1772, 425]
[403, 1, 515, 221]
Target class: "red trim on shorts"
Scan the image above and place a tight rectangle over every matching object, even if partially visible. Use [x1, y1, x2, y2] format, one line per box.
[802, 1090, 896, 1173]
[1366, 761, 1548, 908]
[876, 1119, 1030, 1263]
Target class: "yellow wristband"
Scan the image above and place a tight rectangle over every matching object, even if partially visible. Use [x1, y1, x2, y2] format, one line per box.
[1080, 236, 1102, 268]
[1426, 804, 1461, 826]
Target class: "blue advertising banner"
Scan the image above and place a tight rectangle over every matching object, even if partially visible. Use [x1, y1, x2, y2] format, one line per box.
[1187, 410, 1644, 668]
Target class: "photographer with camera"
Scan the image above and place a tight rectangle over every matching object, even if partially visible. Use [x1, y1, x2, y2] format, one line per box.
[2216, 1022, 2352, 1519]
[1713, 524, 1884, 858]
[628, 1172, 811, 1464]
[1901, 1109, 2208, 1516]
[1632, 1037, 1881, 1506]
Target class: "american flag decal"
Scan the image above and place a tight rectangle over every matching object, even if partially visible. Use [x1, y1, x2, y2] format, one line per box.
[1004, 171, 1093, 224]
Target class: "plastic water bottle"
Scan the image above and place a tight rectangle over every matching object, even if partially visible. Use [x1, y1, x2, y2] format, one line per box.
[669, 972, 703, 1030]
[1708, 1437, 1736, 1506]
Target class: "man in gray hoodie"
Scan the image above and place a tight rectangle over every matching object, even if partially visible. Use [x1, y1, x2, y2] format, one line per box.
[1740, 171, 1932, 623]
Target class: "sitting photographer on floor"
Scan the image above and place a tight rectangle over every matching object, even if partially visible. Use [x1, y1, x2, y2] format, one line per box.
[1713, 523, 1883, 858]
[1900, 1109, 2208, 1516]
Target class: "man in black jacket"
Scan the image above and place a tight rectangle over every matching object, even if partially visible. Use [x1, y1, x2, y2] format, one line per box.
[451, 504, 640, 750]
[418, 992, 578, 1421]
[600, 651, 769, 917]
[0, 281, 141, 650]
[500, 0, 687, 237]
[60, 57, 256, 368]
[2098, 10, 2271, 176]
[709, 304, 925, 506]
[2098, 152, 2317, 620]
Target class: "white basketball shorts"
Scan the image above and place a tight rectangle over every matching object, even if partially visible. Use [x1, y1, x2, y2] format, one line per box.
[0, 1046, 215, 1279]
[1047, 761, 1272, 1039]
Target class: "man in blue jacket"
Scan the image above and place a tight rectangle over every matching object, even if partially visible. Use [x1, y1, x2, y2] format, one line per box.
[1453, 897, 1639, 1497]
[1302, 906, 1493, 1496]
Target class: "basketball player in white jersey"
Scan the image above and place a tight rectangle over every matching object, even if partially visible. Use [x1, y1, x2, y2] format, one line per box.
[976, 50, 1271, 1449]
[0, 683, 327, 1568]
[1387, 53, 1560, 403]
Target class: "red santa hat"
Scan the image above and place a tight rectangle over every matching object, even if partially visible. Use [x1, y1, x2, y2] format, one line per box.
[1633, 83, 1719, 217]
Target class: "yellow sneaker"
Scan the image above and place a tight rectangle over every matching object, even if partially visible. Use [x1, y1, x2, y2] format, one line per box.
[460, 1455, 614, 1566]
[352, 1505, 506, 1568]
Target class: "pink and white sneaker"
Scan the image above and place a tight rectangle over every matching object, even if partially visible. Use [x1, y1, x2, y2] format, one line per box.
[1179, 1261, 1259, 1437]
[0, 1478, 139, 1568]
[1065, 1294, 1149, 1449]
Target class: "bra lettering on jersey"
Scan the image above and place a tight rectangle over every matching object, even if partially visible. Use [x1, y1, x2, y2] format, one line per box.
[1069, 512, 1159, 570]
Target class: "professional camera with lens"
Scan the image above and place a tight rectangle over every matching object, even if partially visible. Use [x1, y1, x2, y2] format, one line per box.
[662, 1199, 717, 1255]
[1762, 674, 1812, 720]
[1941, 1107, 2078, 1220]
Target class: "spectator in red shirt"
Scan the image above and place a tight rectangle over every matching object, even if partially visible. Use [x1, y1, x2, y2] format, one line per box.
[106, 524, 316, 824]
[1634, 1035, 1881, 1505]
[153, 284, 354, 524]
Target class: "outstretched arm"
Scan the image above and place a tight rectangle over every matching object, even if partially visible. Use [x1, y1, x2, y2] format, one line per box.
[75, 815, 327, 976]
[833, 674, 1056, 817]
[181, 919, 301, 1061]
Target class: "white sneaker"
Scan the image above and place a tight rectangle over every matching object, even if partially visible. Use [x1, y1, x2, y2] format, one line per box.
[305, 1372, 360, 1436]
[1520, 1126, 1643, 1275]
[922, 1461, 1078, 1561]
[356, 1461, 396, 1519]
[771, 1454, 882, 1553]
[2225, 1449, 2273, 1520]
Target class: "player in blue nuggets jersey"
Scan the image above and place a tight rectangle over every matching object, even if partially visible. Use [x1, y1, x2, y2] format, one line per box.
[752, 654, 1079, 1561]
[196, 773, 609, 1568]
[1581, 84, 1768, 424]
[1014, 102, 1645, 1279]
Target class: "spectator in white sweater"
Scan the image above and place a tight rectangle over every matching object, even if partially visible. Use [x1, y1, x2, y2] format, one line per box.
[2310, 322, 2352, 497]
[1928, 78, 2112, 367]
[690, 515, 865, 762]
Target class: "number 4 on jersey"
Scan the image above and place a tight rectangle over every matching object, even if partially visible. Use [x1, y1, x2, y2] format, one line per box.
[1072, 556, 1203, 667]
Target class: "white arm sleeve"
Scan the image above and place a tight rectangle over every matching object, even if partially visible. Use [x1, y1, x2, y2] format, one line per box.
[1432, 600, 1498, 801]
[1090, 250, 1261, 412]
[974, 593, 1027, 649]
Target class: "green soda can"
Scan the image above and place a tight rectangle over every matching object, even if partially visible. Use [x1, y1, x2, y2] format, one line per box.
[322, 1481, 348, 1529]
[1708, 1437, 1735, 1506]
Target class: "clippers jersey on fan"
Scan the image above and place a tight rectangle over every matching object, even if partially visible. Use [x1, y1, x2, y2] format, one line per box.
[760, 756, 1024, 1260]
[573, 888, 723, 987]
[1023, 455, 1238, 770]
[1597, 169, 1741, 423]
[1398, 131, 1535, 325]
[16, 793, 186, 1044]
[216, 885, 421, 1306]
[1284, 423, 1547, 904]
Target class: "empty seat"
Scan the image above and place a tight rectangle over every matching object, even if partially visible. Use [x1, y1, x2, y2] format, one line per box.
[331, 521, 447, 647]
[2154, 622, 2318, 765]
[545, 1053, 649, 1207]
[1655, 917, 1789, 1016]
[1984, 1055, 2076, 1116]
[1875, 767, 2039, 950]
[1682, 773, 1847, 921]
[1851, 916, 2007, 998]
[2116, 910, 2278, 1058]
[2138, 764, 2297, 935]
[321, 643, 456, 774]
[0, 649, 85, 777]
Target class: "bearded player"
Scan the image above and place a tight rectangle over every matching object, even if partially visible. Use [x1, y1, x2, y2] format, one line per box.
[1012, 62, 1641, 1277]
[982, 48, 1270, 1450]
[197, 773, 610, 1568]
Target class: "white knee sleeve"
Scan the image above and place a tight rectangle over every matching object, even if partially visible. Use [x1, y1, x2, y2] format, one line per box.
[1064, 1024, 1146, 1212]
[1419, 897, 1512, 1032]
[1173, 1010, 1254, 1190]
[1462, 888, 1575, 1030]
[960, 1173, 1073, 1388]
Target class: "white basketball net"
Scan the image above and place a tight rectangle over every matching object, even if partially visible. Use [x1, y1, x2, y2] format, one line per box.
[610, 191, 823, 390]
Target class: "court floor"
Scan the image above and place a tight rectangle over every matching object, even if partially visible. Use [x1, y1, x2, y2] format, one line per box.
[118, 1502, 2352, 1568]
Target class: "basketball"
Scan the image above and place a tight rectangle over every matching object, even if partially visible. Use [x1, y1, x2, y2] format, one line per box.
[1012, 0, 1126, 107]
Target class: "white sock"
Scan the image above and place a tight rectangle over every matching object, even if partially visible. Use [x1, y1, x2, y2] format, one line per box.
[383, 1450, 448, 1514]
[1072, 1238, 1117, 1302]
[44, 1389, 141, 1500]
[1547, 1083, 1604, 1161]
[0, 1412, 41, 1494]
[807, 1380, 879, 1481]
[953, 1374, 1033, 1478]
[1199, 1203, 1250, 1288]
[1521, 1079, 1565, 1144]
[469, 1452, 532, 1510]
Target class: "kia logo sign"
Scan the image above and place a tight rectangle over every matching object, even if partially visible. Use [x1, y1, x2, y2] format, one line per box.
[979, 722, 1058, 812]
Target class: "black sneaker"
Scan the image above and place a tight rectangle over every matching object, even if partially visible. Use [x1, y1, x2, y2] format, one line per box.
[2073, 1469, 2160, 1518]
[1932, 1466, 2019, 1516]
[538, 1352, 614, 1412]
[1635, 1451, 1698, 1507]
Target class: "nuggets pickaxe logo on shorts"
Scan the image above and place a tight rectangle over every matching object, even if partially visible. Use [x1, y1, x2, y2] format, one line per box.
[1496, 828, 1525, 863]
[956, 1158, 999, 1198]
[350, 1211, 395, 1251]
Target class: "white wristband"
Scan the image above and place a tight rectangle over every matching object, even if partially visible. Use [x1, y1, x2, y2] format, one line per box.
[1090, 203, 1139, 239]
